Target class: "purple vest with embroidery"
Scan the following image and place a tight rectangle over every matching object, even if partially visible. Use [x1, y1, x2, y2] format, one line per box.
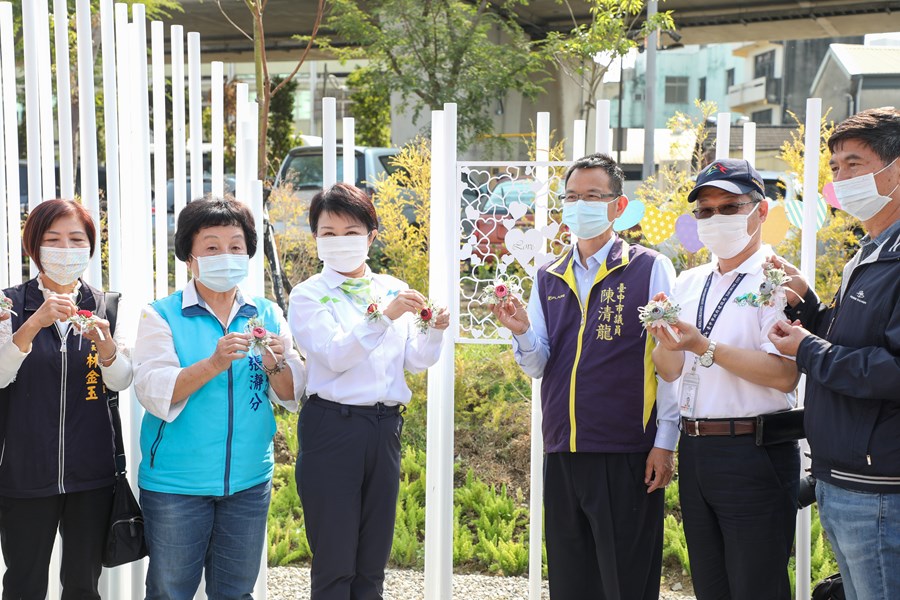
[538, 239, 659, 453]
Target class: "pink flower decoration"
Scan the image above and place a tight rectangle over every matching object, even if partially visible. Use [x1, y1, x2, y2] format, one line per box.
[367, 303, 378, 314]
[420, 307, 433, 322]
[77, 309, 93, 318]
[494, 284, 508, 299]
[252, 326, 267, 339]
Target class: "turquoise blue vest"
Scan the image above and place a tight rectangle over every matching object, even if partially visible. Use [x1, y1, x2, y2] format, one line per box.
[138, 291, 280, 496]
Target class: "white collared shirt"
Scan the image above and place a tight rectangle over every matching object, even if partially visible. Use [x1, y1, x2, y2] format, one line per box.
[288, 265, 445, 406]
[0, 276, 133, 391]
[133, 280, 304, 422]
[673, 244, 796, 418]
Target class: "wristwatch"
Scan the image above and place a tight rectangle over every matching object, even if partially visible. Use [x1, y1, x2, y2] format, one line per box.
[699, 340, 717, 368]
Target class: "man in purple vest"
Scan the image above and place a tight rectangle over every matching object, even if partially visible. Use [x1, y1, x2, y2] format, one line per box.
[492, 153, 679, 600]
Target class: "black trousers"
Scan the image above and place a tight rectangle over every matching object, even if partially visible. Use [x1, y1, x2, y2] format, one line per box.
[296, 397, 403, 600]
[679, 434, 800, 600]
[544, 451, 664, 600]
[0, 486, 114, 600]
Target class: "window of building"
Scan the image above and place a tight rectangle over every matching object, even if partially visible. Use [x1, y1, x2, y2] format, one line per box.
[664, 76, 689, 104]
[726, 68, 735, 91]
[751, 108, 773, 124]
[754, 50, 776, 79]
[698, 77, 707, 101]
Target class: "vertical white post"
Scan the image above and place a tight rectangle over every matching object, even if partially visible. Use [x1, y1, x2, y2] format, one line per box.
[595, 98, 611, 155]
[99, 0, 122, 291]
[529, 111, 550, 600]
[424, 108, 450, 600]
[0, 2, 20, 286]
[308, 61, 317, 137]
[75, 0, 102, 287]
[322, 98, 337, 188]
[642, 0, 658, 180]
[21, 0, 44, 209]
[133, 4, 154, 307]
[0, 16, 6, 290]
[114, 4, 133, 302]
[342, 117, 355, 185]
[795, 97, 821, 600]
[171, 25, 188, 288]
[715, 113, 731, 160]
[742, 122, 757, 167]
[53, 0, 75, 199]
[188, 32, 203, 202]
[235, 83, 248, 208]
[151, 21, 168, 299]
[36, 0, 56, 202]
[572, 119, 586, 160]
[211, 61, 225, 197]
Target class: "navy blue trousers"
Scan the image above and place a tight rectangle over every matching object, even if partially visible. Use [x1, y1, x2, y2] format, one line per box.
[296, 397, 403, 600]
[679, 434, 800, 600]
[544, 451, 665, 600]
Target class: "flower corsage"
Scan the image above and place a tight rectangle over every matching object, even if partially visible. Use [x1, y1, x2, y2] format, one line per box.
[478, 279, 523, 306]
[415, 301, 437, 334]
[68, 309, 105, 350]
[245, 317, 285, 374]
[365, 301, 383, 323]
[638, 297, 682, 342]
[0, 294, 17, 317]
[757, 263, 803, 310]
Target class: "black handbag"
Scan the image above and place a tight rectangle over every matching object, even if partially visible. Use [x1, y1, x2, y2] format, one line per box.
[811, 573, 845, 600]
[102, 392, 149, 567]
[101, 292, 149, 567]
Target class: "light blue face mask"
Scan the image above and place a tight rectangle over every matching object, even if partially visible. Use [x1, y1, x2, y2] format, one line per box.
[562, 199, 616, 239]
[195, 254, 250, 292]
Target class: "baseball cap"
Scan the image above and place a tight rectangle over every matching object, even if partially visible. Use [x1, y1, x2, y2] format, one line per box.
[688, 158, 766, 202]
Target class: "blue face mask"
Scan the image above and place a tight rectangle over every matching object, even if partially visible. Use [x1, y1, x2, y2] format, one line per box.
[194, 254, 249, 292]
[562, 199, 615, 239]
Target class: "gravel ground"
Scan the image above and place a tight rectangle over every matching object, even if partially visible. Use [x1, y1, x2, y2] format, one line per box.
[267, 566, 696, 599]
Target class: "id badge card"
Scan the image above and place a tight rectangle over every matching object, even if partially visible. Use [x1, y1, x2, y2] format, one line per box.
[679, 366, 700, 417]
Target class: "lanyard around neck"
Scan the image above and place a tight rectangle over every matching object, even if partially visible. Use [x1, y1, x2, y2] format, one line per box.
[696, 271, 746, 338]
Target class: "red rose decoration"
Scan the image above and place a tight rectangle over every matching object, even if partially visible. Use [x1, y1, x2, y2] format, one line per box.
[367, 303, 377, 314]
[494, 284, 508, 299]
[77, 310, 93, 318]
[252, 326, 267, 339]
[420, 307, 433, 321]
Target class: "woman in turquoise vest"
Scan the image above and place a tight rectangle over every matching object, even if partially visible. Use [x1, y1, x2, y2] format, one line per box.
[133, 196, 305, 600]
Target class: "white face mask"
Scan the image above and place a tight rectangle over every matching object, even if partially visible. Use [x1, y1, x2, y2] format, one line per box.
[194, 254, 249, 292]
[561, 199, 615, 239]
[833, 157, 899, 222]
[316, 235, 370, 273]
[696, 203, 760, 260]
[40, 247, 91, 286]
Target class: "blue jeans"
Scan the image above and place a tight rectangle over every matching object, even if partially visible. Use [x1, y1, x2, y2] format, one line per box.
[141, 480, 272, 600]
[816, 480, 900, 600]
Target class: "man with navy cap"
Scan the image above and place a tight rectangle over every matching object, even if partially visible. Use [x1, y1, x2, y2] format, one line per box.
[651, 158, 802, 599]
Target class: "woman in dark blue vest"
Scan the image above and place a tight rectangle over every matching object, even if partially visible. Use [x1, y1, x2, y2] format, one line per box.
[133, 196, 305, 600]
[0, 199, 134, 599]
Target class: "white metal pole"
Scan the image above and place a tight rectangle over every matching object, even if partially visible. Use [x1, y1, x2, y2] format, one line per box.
[0, 31, 6, 290]
[211, 61, 225, 197]
[742, 122, 757, 167]
[529, 111, 550, 600]
[424, 108, 449, 600]
[642, 0, 658, 180]
[715, 113, 731, 160]
[53, 0, 75, 199]
[322, 98, 336, 189]
[133, 4, 154, 309]
[595, 98, 611, 155]
[21, 0, 43, 209]
[35, 0, 57, 201]
[188, 32, 203, 202]
[0, 2, 20, 286]
[151, 21, 168, 299]
[235, 83, 248, 208]
[75, 0, 102, 287]
[572, 119, 586, 160]
[342, 117, 355, 185]
[100, 0, 122, 291]
[114, 4, 133, 300]
[171, 25, 188, 288]
[795, 97, 821, 600]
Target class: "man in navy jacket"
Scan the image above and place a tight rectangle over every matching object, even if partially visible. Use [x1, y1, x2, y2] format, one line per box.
[769, 107, 900, 600]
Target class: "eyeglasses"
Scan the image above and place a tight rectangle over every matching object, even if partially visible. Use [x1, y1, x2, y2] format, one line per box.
[691, 200, 759, 220]
[562, 192, 619, 203]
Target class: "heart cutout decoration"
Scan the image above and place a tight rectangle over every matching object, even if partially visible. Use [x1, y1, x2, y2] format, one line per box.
[640, 205, 677, 245]
[762, 204, 792, 246]
[674, 214, 704, 253]
[504, 228, 547, 276]
[508, 201, 528, 221]
[614, 199, 646, 232]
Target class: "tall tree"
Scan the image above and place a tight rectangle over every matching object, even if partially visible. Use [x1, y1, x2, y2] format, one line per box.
[325, 0, 547, 150]
[544, 0, 675, 123]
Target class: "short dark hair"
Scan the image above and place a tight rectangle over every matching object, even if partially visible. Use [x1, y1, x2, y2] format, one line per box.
[22, 199, 97, 271]
[309, 183, 378, 234]
[174, 194, 257, 261]
[564, 153, 625, 196]
[828, 107, 900, 165]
